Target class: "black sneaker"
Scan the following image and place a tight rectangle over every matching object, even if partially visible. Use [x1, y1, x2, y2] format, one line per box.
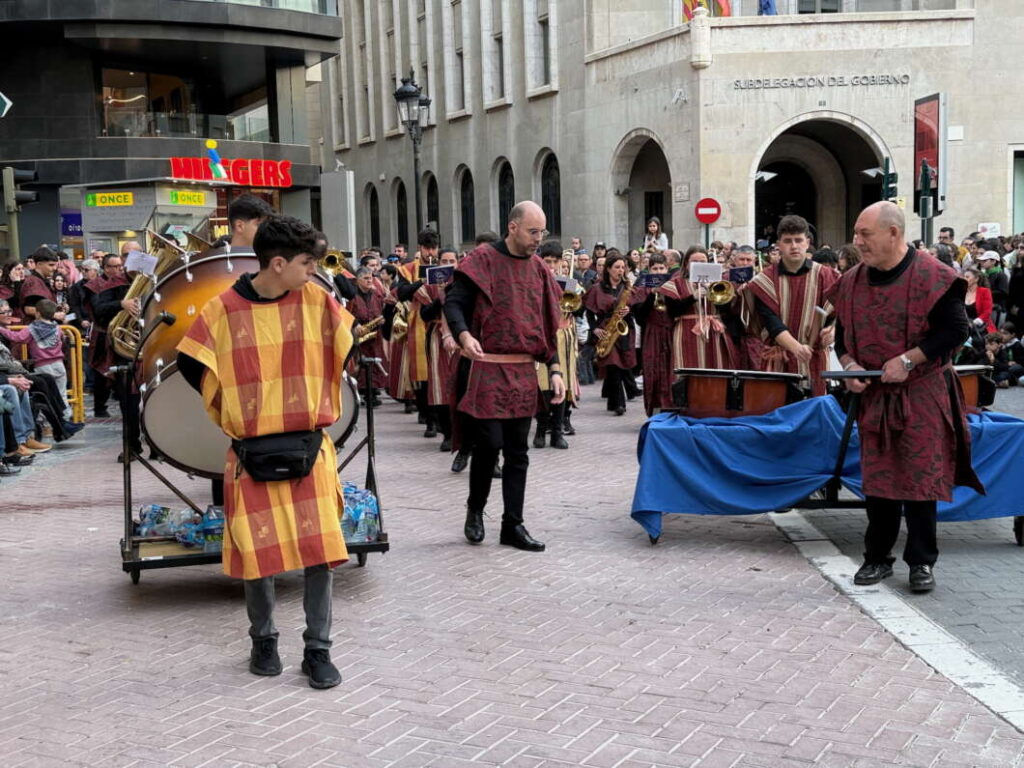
[249, 637, 282, 676]
[853, 561, 893, 585]
[909, 564, 936, 593]
[301, 648, 342, 689]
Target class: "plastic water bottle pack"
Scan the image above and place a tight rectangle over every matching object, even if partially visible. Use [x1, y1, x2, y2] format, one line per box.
[341, 482, 380, 544]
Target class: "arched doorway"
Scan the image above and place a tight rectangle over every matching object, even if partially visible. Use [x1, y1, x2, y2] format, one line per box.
[393, 178, 409, 247]
[365, 183, 380, 247]
[754, 117, 886, 249]
[424, 173, 440, 236]
[610, 130, 672, 250]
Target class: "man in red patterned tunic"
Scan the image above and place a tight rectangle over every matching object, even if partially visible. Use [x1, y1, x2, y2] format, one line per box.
[444, 201, 564, 551]
[834, 201, 984, 593]
[748, 215, 839, 396]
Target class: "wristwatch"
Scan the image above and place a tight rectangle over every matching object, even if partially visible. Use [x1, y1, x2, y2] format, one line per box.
[899, 354, 915, 371]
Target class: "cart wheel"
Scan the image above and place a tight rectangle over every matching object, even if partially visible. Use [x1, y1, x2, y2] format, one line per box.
[130, 569, 141, 585]
[649, 535, 660, 546]
[356, 552, 368, 567]
[1014, 517, 1024, 547]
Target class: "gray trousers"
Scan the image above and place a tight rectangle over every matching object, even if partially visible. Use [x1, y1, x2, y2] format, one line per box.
[243, 564, 333, 650]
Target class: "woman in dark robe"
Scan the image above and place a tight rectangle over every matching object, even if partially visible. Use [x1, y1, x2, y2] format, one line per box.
[584, 251, 641, 415]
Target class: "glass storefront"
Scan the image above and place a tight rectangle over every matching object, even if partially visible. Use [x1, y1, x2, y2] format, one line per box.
[187, 0, 339, 15]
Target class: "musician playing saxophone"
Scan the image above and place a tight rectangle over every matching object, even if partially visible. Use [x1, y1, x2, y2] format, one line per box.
[584, 250, 641, 416]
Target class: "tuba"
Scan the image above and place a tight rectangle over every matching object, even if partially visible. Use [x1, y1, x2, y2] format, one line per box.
[109, 231, 185, 359]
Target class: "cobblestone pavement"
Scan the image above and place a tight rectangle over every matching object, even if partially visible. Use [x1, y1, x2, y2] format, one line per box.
[3, 388, 1024, 767]
[803, 386, 1024, 690]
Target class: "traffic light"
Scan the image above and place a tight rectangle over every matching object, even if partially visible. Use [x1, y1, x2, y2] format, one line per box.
[2, 167, 38, 214]
[882, 171, 898, 201]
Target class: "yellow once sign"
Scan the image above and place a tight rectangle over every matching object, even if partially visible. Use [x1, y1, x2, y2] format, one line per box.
[85, 192, 135, 207]
[168, 190, 206, 206]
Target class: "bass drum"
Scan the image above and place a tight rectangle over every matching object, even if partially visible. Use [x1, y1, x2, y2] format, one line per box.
[141, 363, 360, 479]
[138, 248, 357, 478]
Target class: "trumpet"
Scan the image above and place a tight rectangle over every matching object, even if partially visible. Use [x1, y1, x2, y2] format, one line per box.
[708, 280, 736, 306]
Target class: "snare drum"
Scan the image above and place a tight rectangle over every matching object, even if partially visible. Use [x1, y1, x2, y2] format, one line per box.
[671, 368, 806, 419]
[954, 364, 995, 409]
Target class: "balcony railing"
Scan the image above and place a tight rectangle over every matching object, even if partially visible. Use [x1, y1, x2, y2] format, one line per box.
[721, 0, 968, 15]
[185, 0, 338, 15]
[102, 108, 271, 142]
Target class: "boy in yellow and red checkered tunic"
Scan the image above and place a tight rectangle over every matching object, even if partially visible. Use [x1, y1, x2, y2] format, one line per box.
[176, 215, 355, 689]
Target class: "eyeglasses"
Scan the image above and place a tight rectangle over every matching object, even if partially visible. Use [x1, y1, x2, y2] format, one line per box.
[526, 228, 550, 238]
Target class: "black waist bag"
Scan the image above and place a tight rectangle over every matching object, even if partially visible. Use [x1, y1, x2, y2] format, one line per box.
[231, 430, 324, 482]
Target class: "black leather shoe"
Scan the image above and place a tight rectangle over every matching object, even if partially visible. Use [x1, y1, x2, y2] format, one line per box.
[404, 401, 415, 414]
[439, 437, 452, 452]
[549, 430, 568, 449]
[0, 463, 21, 476]
[464, 507, 484, 544]
[909, 564, 936, 593]
[532, 429, 546, 449]
[424, 426, 437, 438]
[853, 561, 893, 585]
[4, 453, 33, 467]
[563, 416, 576, 436]
[614, 407, 626, 416]
[451, 451, 469, 473]
[418, 413, 427, 425]
[249, 637, 282, 677]
[500, 525, 545, 552]
[301, 648, 341, 689]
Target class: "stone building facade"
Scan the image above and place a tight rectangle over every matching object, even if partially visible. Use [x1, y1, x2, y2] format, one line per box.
[317, 0, 1013, 255]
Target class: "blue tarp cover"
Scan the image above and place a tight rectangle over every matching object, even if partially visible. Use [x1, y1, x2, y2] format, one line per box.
[631, 397, 1024, 539]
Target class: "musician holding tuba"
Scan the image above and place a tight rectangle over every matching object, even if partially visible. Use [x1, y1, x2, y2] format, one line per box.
[584, 250, 641, 416]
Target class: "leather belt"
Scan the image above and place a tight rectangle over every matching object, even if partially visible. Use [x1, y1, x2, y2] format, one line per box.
[477, 353, 534, 364]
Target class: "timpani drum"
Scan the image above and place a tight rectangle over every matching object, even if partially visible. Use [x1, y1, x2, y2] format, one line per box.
[954, 364, 995, 410]
[671, 368, 806, 419]
[137, 247, 359, 479]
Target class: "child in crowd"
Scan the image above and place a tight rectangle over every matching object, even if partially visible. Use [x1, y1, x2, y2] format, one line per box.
[0, 299, 75, 422]
[985, 327, 1024, 388]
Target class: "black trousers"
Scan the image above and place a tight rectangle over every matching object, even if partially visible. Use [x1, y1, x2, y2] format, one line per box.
[601, 365, 627, 411]
[112, 377, 141, 450]
[432, 404, 451, 439]
[864, 496, 938, 567]
[467, 416, 531, 527]
[93, 371, 111, 413]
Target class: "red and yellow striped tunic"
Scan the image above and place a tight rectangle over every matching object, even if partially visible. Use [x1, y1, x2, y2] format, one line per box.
[177, 281, 355, 579]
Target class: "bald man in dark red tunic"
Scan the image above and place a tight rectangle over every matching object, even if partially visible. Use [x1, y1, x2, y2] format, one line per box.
[444, 201, 564, 552]
[834, 201, 984, 594]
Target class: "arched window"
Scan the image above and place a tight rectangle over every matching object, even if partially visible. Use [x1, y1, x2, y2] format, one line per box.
[460, 169, 475, 245]
[426, 174, 440, 235]
[367, 184, 380, 247]
[540, 153, 561, 236]
[395, 180, 409, 246]
[498, 161, 515, 235]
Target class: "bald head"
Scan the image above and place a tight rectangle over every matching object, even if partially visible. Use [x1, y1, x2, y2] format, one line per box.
[853, 201, 908, 270]
[505, 200, 547, 257]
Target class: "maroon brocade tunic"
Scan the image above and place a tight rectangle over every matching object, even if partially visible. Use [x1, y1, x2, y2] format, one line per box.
[83, 272, 129, 376]
[748, 261, 839, 396]
[634, 286, 675, 416]
[456, 243, 561, 420]
[349, 288, 388, 389]
[832, 255, 984, 502]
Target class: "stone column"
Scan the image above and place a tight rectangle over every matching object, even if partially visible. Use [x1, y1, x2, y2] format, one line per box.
[690, 6, 711, 70]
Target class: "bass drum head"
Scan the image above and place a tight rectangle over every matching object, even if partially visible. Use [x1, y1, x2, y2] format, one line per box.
[142, 364, 362, 480]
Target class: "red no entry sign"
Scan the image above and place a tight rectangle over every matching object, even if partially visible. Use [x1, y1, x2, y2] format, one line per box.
[695, 198, 721, 224]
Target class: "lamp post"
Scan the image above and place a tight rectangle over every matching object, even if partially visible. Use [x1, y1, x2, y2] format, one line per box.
[393, 70, 431, 234]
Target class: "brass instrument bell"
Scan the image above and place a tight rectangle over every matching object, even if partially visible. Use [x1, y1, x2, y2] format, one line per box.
[708, 280, 736, 306]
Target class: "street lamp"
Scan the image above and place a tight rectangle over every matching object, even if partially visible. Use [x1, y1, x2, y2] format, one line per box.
[393, 69, 432, 234]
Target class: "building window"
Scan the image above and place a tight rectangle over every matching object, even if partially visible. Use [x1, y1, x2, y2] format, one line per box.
[540, 153, 561, 236]
[798, 0, 841, 11]
[367, 184, 381, 247]
[497, 161, 515, 235]
[482, 0, 508, 103]
[459, 169, 476, 244]
[443, 0, 470, 115]
[426, 174, 440, 234]
[101, 68, 198, 138]
[415, 0, 435, 125]
[380, 0, 399, 132]
[524, 0, 558, 93]
[331, 56, 348, 148]
[354, 0, 373, 140]
[395, 179, 409, 246]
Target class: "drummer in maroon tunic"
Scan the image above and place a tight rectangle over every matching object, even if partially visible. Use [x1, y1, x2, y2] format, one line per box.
[444, 201, 563, 552]
[632, 254, 676, 416]
[349, 267, 388, 406]
[748, 215, 838, 396]
[834, 201, 984, 593]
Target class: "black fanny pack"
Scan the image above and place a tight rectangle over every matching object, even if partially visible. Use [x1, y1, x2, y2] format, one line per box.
[231, 430, 324, 482]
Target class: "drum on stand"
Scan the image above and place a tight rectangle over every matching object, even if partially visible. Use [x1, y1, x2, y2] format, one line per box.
[954, 364, 995, 410]
[671, 368, 806, 419]
[137, 248, 359, 479]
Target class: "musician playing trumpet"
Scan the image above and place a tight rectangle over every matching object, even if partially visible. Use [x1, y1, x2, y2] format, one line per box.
[658, 247, 738, 374]
[584, 250, 641, 416]
[632, 253, 676, 416]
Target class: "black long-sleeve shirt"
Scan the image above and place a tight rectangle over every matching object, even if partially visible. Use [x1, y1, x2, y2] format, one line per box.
[834, 249, 969, 363]
[444, 240, 556, 365]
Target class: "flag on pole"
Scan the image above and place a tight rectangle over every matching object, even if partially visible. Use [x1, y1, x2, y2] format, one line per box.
[683, 0, 732, 21]
[759, 0, 779, 14]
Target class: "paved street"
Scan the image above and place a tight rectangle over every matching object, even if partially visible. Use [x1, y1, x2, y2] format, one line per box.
[803, 387, 1024, 690]
[3, 387, 1024, 767]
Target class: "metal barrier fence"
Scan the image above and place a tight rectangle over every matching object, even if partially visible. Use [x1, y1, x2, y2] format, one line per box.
[8, 324, 86, 424]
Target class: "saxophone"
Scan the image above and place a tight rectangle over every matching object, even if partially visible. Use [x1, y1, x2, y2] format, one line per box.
[355, 315, 385, 344]
[594, 283, 633, 359]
